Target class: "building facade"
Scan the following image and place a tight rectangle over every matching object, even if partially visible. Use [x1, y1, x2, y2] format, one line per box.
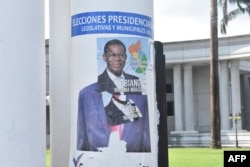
[164, 34, 250, 146]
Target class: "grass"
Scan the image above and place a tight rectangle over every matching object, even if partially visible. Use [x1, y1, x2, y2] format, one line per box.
[46, 149, 51, 167]
[46, 147, 249, 167]
[169, 148, 223, 167]
[169, 147, 249, 167]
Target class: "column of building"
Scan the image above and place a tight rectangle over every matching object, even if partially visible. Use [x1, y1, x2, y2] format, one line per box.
[220, 59, 242, 130]
[173, 64, 183, 131]
[172, 64, 197, 132]
[184, 64, 195, 131]
[230, 60, 242, 130]
[220, 60, 231, 130]
[171, 59, 243, 134]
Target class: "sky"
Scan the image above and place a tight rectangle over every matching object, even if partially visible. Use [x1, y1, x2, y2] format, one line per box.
[154, 0, 250, 42]
[45, 0, 250, 42]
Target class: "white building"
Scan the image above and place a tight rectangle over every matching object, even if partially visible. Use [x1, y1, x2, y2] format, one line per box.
[165, 34, 250, 147]
[45, 34, 250, 147]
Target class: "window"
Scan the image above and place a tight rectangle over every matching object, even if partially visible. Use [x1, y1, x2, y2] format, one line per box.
[166, 84, 173, 93]
[167, 101, 174, 116]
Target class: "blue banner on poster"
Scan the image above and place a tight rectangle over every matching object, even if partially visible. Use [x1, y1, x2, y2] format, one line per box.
[71, 11, 153, 38]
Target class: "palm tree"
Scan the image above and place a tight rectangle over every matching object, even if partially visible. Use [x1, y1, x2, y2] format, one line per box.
[219, 0, 250, 34]
[210, 0, 221, 149]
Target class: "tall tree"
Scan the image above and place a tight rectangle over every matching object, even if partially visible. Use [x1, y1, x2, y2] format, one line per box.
[210, 0, 221, 149]
[219, 0, 250, 34]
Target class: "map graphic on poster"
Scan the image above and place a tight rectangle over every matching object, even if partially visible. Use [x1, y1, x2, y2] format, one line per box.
[128, 40, 148, 74]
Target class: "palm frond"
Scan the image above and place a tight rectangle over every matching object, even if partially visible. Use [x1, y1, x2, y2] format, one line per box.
[219, 0, 228, 23]
[220, 7, 249, 34]
[247, 6, 250, 15]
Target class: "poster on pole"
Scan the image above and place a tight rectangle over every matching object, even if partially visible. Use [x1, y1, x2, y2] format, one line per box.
[70, 1, 158, 167]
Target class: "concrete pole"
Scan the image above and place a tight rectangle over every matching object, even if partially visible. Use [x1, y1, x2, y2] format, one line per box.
[49, 0, 71, 167]
[0, 0, 45, 166]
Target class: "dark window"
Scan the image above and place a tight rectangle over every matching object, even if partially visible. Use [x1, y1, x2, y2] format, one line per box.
[166, 84, 173, 93]
[167, 101, 174, 116]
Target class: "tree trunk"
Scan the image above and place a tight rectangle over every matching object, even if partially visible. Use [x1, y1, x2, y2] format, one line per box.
[210, 0, 221, 149]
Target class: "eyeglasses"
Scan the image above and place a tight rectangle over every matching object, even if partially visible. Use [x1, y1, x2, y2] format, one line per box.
[105, 51, 126, 59]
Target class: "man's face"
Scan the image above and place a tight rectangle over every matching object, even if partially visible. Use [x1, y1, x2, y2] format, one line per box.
[103, 44, 127, 76]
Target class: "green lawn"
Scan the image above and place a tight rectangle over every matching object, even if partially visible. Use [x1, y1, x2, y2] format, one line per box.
[46, 149, 51, 167]
[169, 148, 222, 167]
[46, 147, 249, 167]
[169, 147, 249, 167]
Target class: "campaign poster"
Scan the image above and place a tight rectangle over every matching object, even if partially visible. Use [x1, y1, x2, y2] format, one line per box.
[70, 1, 157, 166]
[73, 36, 155, 166]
